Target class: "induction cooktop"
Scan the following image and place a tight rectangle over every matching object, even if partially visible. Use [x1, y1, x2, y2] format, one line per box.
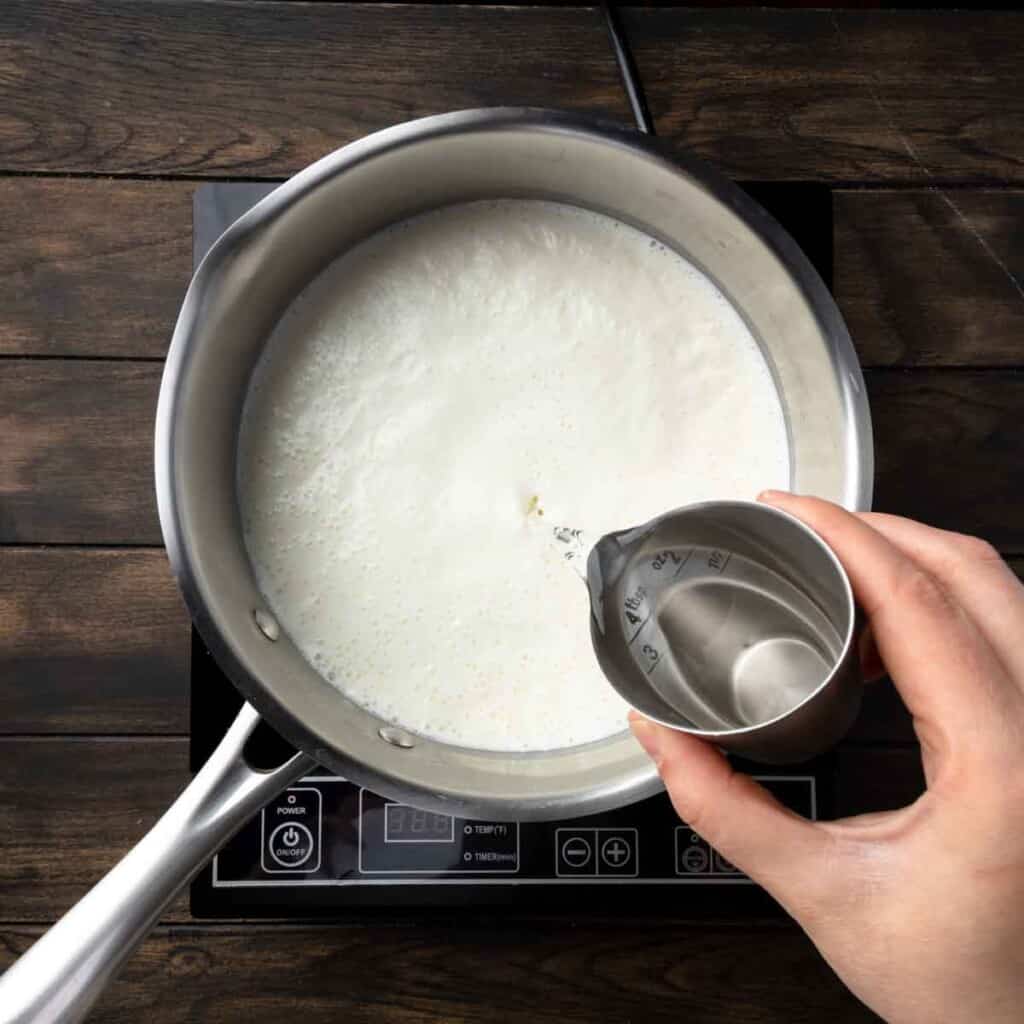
[188, 177, 838, 918]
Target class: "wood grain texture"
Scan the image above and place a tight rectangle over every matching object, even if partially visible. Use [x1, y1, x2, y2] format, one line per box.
[0, 738, 190, 922]
[10, 551, 1017, 744]
[869, 370, 1024, 550]
[0, 360, 161, 544]
[0, 1, 630, 178]
[835, 190, 1024, 367]
[0, 180, 191, 358]
[0, 5, 1009, 1018]
[0, 737, 923, 924]
[624, 8, 1024, 182]
[4, 180, 1023, 364]
[5, 363, 1023, 548]
[0, 921, 877, 1023]
[0, 549, 189, 733]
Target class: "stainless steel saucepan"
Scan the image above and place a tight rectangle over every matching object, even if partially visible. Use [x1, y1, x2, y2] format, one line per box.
[0, 108, 872, 1023]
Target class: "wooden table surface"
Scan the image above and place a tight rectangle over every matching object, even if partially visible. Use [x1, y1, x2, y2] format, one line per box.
[1, 3, 1022, 1021]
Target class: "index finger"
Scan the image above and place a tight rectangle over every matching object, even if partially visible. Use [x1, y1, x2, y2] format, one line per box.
[758, 492, 1016, 737]
[859, 513, 1024, 681]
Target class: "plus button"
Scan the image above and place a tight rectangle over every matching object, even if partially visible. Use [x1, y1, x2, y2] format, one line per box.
[600, 835, 634, 870]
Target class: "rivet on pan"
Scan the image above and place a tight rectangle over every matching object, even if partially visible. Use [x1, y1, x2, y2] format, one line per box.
[378, 726, 416, 749]
[253, 609, 280, 641]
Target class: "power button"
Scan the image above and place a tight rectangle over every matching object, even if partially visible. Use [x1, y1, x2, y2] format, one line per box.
[261, 787, 322, 873]
[267, 822, 314, 867]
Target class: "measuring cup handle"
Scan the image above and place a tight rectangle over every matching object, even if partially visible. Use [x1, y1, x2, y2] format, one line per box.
[0, 702, 315, 1024]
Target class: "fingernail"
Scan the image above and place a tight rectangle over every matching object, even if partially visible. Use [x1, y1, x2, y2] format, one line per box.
[629, 714, 662, 762]
[757, 489, 789, 503]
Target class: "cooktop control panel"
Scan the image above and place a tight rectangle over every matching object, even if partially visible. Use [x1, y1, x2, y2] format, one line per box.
[198, 770, 818, 913]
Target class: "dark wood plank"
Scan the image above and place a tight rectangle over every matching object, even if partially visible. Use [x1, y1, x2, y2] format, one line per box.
[0, 736, 930, 925]
[4, 180, 1022, 365]
[0, 738, 190, 922]
[0, 1, 631, 178]
[5, 543, 1007, 743]
[624, 9, 1024, 183]
[0, 920, 875, 1023]
[0, 180, 191, 358]
[6, 362, 1023, 548]
[0, 528, 1010, 743]
[2, 176, 1020, 366]
[869, 371, 1024, 550]
[0, 549, 189, 733]
[836, 190, 1024, 367]
[0, 360, 161, 544]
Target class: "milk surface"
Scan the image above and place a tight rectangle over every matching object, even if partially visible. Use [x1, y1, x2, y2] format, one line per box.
[238, 200, 789, 751]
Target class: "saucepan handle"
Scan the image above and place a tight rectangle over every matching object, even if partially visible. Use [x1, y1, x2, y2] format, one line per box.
[0, 702, 315, 1024]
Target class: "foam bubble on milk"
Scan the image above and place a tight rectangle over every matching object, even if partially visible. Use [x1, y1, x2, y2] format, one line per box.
[238, 199, 789, 752]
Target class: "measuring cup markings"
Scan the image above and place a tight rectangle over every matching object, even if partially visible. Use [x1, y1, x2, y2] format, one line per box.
[706, 549, 732, 574]
[591, 520, 846, 726]
[617, 546, 736, 687]
[623, 584, 651, 644]
[588, 501, 863, 760]
[619, 546, 730, 644]
[641, 644, 661, 675]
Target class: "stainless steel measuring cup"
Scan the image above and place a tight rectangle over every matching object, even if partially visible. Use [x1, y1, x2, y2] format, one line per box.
[587, 500, 862, 763]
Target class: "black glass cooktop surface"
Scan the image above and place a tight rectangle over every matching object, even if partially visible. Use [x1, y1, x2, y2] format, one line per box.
[189, 179, 837, 918]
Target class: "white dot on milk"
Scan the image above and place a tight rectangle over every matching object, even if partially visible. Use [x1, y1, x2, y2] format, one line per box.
[237, 199, 789, 752]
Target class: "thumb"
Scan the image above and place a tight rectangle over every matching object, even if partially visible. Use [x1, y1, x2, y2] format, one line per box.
[630, 714, 835, 908]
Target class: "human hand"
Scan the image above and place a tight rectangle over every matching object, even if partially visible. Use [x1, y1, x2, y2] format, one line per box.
[629, 492, 1024, 1023]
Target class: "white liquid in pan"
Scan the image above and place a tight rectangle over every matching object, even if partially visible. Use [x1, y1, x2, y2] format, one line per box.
[238, 200, 789, 751]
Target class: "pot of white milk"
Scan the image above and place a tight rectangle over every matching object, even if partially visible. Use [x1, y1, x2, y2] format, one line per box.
[0, 109, 872, 1022]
